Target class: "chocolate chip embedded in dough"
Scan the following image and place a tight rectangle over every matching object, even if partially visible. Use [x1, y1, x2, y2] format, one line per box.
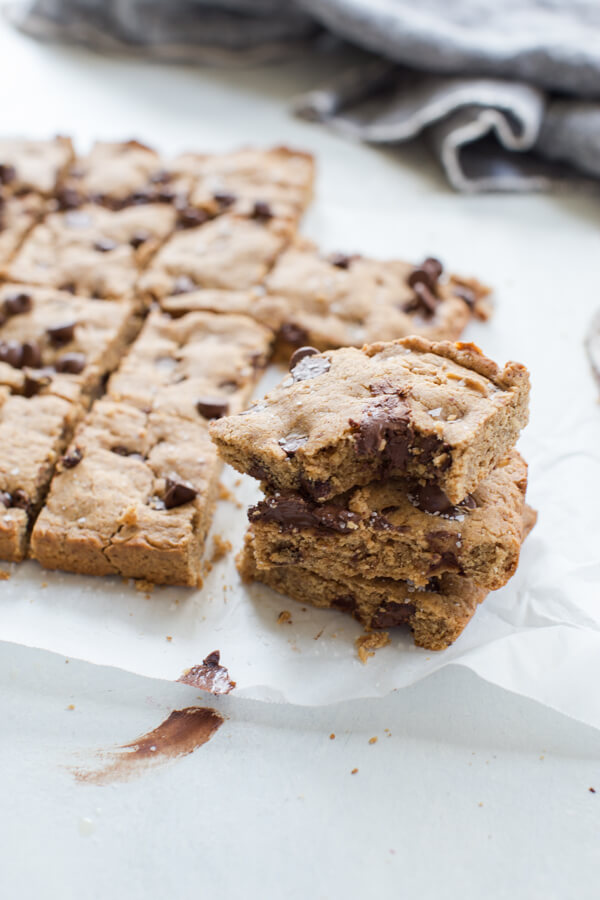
[0, 164, 16, 185]
[164, 479, 197, 509]
[47, 321, 77, 345]
[412, 483, 453, 514]
[10, 489, 29, 510]
[3, 292, 32, 317]
[62, 447, 83, 469]
[55, 187, 82, 210]
[130, 229, 151, 248]
[371, 601, 416, 628]
[21, 341, 42, 368]
[23, 370, 52, 397]
[278, 322, 308, 348]
[251, 201, 273, 223]
[213, 191, 236, 208]
[288, 346, 319, 371]
[55, 352, 86, 374]
[178, 207, 211, 229]
[196, 397, 229, 420]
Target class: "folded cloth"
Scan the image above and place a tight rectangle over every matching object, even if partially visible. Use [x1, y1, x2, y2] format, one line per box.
[10, 0, 600, 191]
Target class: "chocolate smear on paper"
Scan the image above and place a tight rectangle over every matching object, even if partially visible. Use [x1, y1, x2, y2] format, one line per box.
[177, 650, 236, 694]
[72, 707, 224, 785]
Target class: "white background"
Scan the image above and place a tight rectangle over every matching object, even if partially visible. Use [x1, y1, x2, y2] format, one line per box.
[0, 9, 599, 899]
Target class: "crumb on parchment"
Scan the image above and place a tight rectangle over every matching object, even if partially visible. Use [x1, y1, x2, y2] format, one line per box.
[0, 568, 10, 580]
[368, 737, 378, 745]
[355, 631, 390, 664]
[277, 610, 292, 625]
[135, 579, 154, 594]
[211, 535, 232, 562]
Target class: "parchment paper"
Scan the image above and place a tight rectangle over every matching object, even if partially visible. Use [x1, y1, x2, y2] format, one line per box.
[1, 201, 599, 726]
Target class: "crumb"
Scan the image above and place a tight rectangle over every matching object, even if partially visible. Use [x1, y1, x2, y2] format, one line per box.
[135, 579, 155, 593]
[66, 704, 75, 711]
[539, 755, 545, 760]
[234, 478, 242, 487]
[355, 631, 390, 664]
[384, 728, 390, 734]
[202, 560, 213, 577]
[211, 535, 232, 563]
[368, 736, 378, 745]
[41, 581, 48, 588]
[277, 610, 292, 625]
[218, 482, 234, 502]
[166, 635, 172, 642]
[478, 802, 483, 807]
[314, 627, 324, 640]
[590, 788, 596, 794]
[0, 568, 10, 580]
[351, 768, 358, 775]
[329, 733, 335, 740]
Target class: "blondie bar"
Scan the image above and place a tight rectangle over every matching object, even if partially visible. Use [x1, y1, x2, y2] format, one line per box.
[210, 337, 530, 504]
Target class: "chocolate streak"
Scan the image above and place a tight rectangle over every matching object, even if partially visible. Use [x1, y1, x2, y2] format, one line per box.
[72, 707, 224, 785]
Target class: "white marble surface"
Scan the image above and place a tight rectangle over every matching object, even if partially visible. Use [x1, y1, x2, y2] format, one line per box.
[1, 11, 600, 899]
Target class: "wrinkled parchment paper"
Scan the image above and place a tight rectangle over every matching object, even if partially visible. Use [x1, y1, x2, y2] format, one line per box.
[1, 202, 599, 726]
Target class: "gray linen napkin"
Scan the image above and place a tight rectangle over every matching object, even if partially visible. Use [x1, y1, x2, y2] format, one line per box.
[10, 0, 600, 191]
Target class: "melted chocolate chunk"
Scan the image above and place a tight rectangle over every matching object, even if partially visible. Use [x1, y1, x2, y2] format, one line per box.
[351, 395, 412, 468]
[178, 207, 211, 229]
[290, 353, 331, 383]
[0, 163, 16, 185]
[288, 345, 319, 371]
[21, 341, 42, 368]
[249, 493, 360, 534]
[251, 201, 273, 223]
[371, 601, 416, 629]
[248, 460, 271, 481]
[411, 483, 453, 514]
[9, 489, 29, 510]
[55, 352, 86, 374]
[331, 595, 357, 613]
[4, 292, 32, 317]
[164, 479, 197, 509]
[196, 397, 229, 419]
[93, 237, 118, 253]
[130, 229, 151, 248]
[47, 321, 76, 345]
[278, 322, 308, 348]
[405, 257, 443, 316]
[278, 433, 308, 456]
[62, 447, 83, 468]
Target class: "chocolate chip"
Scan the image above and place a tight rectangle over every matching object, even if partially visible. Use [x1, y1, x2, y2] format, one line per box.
[251, 201, 273, 223]
[351, 396, 412, 467]
[371, 602, 416, 629]
[290, 354, 331, 383]
[328, 253, 355, 269]
[248, 460, 271, 481]
[249, 493, 360, 533]
[10, 489, 29, 510]
[410, 281, 439, 316]
[164, 479, 197, 509]
[288, 346, 319, 371]
[411, 483, 453, 514]
[423, 257, 443, 281]
[0, 341, 23, 368]
[278, 433, 308, 456]
[62, 447, 83, 468]
[110, 446, 144, 462]
[172, 275, 196, 295]
[278, 322, 308, 348]
[459, 494, 477, 510]
[21, 341, 42, 368]
[196, 397, 229, 419]
[332, 595, 357, 613]
[3, 292, 32, 317]
[55, 352, 86, 374]
[59, 283, 76, 294]
[157, 187, 176, 203]
[213, 191, 236, 208]
[94, 237, 118, 253]
[452, 284, 476, 309]
[47, 321, 76, 345]
[0, 163, 16, 185]
[55, 187, 82, 210]
[178, 207, 211, 229]
[23, 371, 52, 397]
[130, 230, 151, 249]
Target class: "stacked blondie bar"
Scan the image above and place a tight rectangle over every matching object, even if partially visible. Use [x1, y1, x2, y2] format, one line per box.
[0, 136, 499, 591]
[211, 338, 536, 649]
